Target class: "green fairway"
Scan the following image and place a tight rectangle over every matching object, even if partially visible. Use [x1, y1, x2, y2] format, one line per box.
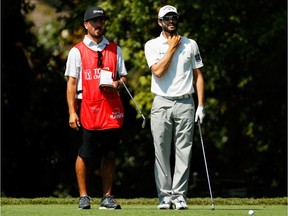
[1, 198, 287, 216]
[1, 204, 287, 216]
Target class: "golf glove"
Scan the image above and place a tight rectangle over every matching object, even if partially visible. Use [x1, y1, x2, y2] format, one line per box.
[195, 105, 206, 124]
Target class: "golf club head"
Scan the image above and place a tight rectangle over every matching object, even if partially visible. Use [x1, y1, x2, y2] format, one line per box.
[141, 115, 146, 128]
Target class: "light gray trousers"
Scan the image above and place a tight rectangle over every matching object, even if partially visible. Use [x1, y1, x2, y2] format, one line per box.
[151, 95, 195, 203]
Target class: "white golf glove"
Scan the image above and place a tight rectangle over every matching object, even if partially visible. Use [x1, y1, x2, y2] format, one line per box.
[195, 105, 206, 124]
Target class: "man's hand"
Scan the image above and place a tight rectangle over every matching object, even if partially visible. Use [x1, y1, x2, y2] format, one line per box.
[101, 86, 117, 93]
[195, 105, 206, 124]
[69, 113, 81, 131]
[167, 34, 182, 50]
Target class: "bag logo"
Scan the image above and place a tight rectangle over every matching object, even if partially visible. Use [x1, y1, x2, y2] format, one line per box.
[110, 108, 124, 119]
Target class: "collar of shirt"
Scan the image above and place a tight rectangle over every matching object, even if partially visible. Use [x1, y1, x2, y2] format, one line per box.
[83, 35, 109, 51]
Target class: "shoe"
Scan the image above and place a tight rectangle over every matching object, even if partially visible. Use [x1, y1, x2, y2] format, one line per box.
[173, 198, 188, 210]
[78, 195, 91, 209]
[157, 201, 172, 210]
[99, 195, 121, 210]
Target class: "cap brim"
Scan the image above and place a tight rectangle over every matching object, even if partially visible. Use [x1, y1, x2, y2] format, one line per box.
[84, 15, 108, 22]
[158, 12, 179, 19]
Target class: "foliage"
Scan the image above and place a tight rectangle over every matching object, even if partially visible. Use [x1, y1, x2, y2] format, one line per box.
[1, 0, 286, 198]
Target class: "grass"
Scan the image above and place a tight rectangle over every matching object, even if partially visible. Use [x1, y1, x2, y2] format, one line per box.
[1, 197, 287, 216]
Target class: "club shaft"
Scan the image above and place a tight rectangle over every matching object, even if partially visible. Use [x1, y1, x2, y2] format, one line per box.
[198, 122, 214, 209]
[119, 78, 146, 128]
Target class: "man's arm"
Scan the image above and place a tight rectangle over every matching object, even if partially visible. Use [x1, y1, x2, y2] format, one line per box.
[193, 67, 205, 106]
[66, 76, 80, 130]
[150, 35, 181, 78]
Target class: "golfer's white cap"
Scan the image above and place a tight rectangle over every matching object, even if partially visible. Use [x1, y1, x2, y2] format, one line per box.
[158, 5, 179, 19]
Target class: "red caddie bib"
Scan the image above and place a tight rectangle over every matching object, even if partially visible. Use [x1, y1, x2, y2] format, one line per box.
[75, 41, 124, 130]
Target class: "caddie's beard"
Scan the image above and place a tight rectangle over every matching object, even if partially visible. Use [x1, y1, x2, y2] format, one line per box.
[92, 32, 103, 39]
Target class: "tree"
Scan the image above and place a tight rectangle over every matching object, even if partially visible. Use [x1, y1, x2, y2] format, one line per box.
[1, 0, 286, 197]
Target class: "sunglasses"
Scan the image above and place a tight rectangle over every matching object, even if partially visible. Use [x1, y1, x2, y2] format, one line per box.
[160, 15, 179, 22]
[97, 51, 103, 67]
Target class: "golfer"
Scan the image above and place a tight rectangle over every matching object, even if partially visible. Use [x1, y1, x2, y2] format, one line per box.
[144, 5, 206, 210]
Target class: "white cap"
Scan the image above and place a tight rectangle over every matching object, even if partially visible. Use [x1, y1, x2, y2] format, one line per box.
[158, 5, 179, 19]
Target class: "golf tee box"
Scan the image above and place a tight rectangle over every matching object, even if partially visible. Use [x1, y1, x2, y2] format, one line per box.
[99, 69, 114, 87]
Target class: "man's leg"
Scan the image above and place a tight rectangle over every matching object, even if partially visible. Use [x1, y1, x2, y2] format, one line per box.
[75, 155, 89, 196]
[99, 156, 121, 210]
[151, 96, 174, 208]
[98, 129, 121, 210]
[76, 155, 91, 209]
[171, 97, 195, 209]
[101, 157, 115, 195]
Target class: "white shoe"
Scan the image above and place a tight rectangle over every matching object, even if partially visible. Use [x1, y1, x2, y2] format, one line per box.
[157, 201, 171, 210]
[173, 199, 188, 210]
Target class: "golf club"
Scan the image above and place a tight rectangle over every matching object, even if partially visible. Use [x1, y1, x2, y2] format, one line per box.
[118, 77, 146, 128]
[197, 121, 215, 210]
